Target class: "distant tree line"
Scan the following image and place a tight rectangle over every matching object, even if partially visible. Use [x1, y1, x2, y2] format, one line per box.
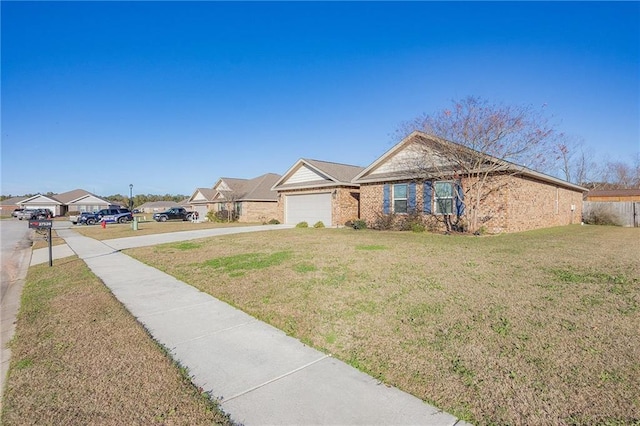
[105, 194, 188, 208]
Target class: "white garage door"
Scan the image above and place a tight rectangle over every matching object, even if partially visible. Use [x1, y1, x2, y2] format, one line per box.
[285, 193, 332, 226]
[194, 205, 209, 219]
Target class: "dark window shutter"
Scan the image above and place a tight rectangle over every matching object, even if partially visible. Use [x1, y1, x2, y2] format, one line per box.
[423, 181, 432, 214]
[408, 182, 416, 212]
[383, 184, 390, 214]
[455, 181, 465, 217]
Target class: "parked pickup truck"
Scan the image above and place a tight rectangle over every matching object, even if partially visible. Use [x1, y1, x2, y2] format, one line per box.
[16, 209, 53, 220]
[153, 207, 196, 222]
[77, 208, 133, 225]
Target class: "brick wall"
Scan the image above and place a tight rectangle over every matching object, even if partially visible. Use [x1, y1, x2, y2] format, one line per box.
[333, 188, 360, 226]
[360, 174, 584, 233]
[500, 175, 583, 233]
[239, 201, 279, 223]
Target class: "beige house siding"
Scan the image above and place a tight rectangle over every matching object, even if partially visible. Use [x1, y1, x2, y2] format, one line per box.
[360, 174, 583, 233]
[275, 187, 360, 227]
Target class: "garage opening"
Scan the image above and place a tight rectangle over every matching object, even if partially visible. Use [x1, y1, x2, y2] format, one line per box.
[285, 193, 332, 226]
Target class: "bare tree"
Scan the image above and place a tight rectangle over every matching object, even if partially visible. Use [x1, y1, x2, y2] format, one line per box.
[219, 191, 240, 222]
[549, 137, 605, 187]
[398, 96, 568, 232]
[601, 158, 640, 189]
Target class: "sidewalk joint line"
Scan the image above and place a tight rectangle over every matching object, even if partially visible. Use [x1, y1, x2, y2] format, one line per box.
[171, 320, 258, 346]
[139, 300, 225, 317]
[221, 354, 331, 404]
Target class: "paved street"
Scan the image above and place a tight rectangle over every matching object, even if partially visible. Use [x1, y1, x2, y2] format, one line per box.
[0, 220, 32, 304]
[0, 219, 33, 407]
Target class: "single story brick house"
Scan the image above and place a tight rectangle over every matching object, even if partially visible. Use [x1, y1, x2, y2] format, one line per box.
[56, 189, 117, 213]
[209, 173, 281, 223]
[271, 158, 364, 227]
[352, 131, 587, 234]
[15, 189, 117, 216]
[0, 196, 27, 216]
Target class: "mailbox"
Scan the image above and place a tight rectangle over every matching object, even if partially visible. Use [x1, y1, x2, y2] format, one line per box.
[29, 220, 53, 229]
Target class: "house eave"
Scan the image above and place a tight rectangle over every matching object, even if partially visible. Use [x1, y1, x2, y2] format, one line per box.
[274, 181, 360, 192]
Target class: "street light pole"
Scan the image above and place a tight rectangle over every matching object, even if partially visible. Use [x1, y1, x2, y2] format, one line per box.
[129, 184, 133, 211]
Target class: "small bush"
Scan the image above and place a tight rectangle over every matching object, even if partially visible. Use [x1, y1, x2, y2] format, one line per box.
[372, 212, 396, 230]
[213, 210, 238, 223]
[295, 221, 309, 228]
[268, 218, 280, 225]
[411, 222, 426, 233]
[583, 207, 621, 226]
[313, 221, 325, 228]
[351, 219, 367, 230]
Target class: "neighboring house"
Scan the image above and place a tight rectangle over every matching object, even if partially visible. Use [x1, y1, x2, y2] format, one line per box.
[211, 173, 281, 223]
[55, 189, 117, 213]
[178, 198, 191, 209]
[13, 189, 119, 217]
[187, 188, 218, 219]
[585, 189, 640, 202]
[352, 131, 586, 234]
[137, 201, 181, 213]
[18, 194, 65, 217]
[271, 159, 364, 227]
[0, 196, 27, 216]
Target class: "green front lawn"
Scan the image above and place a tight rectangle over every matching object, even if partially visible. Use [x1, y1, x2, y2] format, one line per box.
[128, 225, 640, 425]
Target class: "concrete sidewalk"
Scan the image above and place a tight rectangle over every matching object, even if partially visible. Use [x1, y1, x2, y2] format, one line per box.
[49, 227, 467, 425]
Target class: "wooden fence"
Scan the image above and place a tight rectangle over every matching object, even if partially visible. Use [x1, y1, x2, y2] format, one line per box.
[583, 201, 640, 227]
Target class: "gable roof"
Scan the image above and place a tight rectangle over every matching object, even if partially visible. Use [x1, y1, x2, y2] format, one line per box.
[0, 196, 28, 206]
[188, 188, 218, 203]
[353, 131, 587, 192]
[212, 173, 281, 201]
[272, 158, 364, 191]
[20, 193, 64, 205]
[56, 188, 112, 205]
[242, 173, 281, 201]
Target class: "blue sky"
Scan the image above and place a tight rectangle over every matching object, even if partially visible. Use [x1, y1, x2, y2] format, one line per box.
[2, 1, 638, 197]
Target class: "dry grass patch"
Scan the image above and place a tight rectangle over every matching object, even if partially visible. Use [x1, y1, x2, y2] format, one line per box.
[128, 225, 640, 425]
[31, 229, 65, 250]
[1, 257, 232, 425]
[73, 220, 254, 241]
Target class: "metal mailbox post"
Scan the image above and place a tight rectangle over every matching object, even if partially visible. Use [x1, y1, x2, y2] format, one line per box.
[29, 219, 53, 267]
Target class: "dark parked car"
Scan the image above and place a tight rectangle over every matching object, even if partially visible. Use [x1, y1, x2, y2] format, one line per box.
[78, 208, 133, 225]
[153, 207, 195, 222]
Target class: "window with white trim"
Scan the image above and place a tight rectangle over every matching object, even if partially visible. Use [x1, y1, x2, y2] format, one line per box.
[434, 181, 454, 215]
[393, 184, 408, 213]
